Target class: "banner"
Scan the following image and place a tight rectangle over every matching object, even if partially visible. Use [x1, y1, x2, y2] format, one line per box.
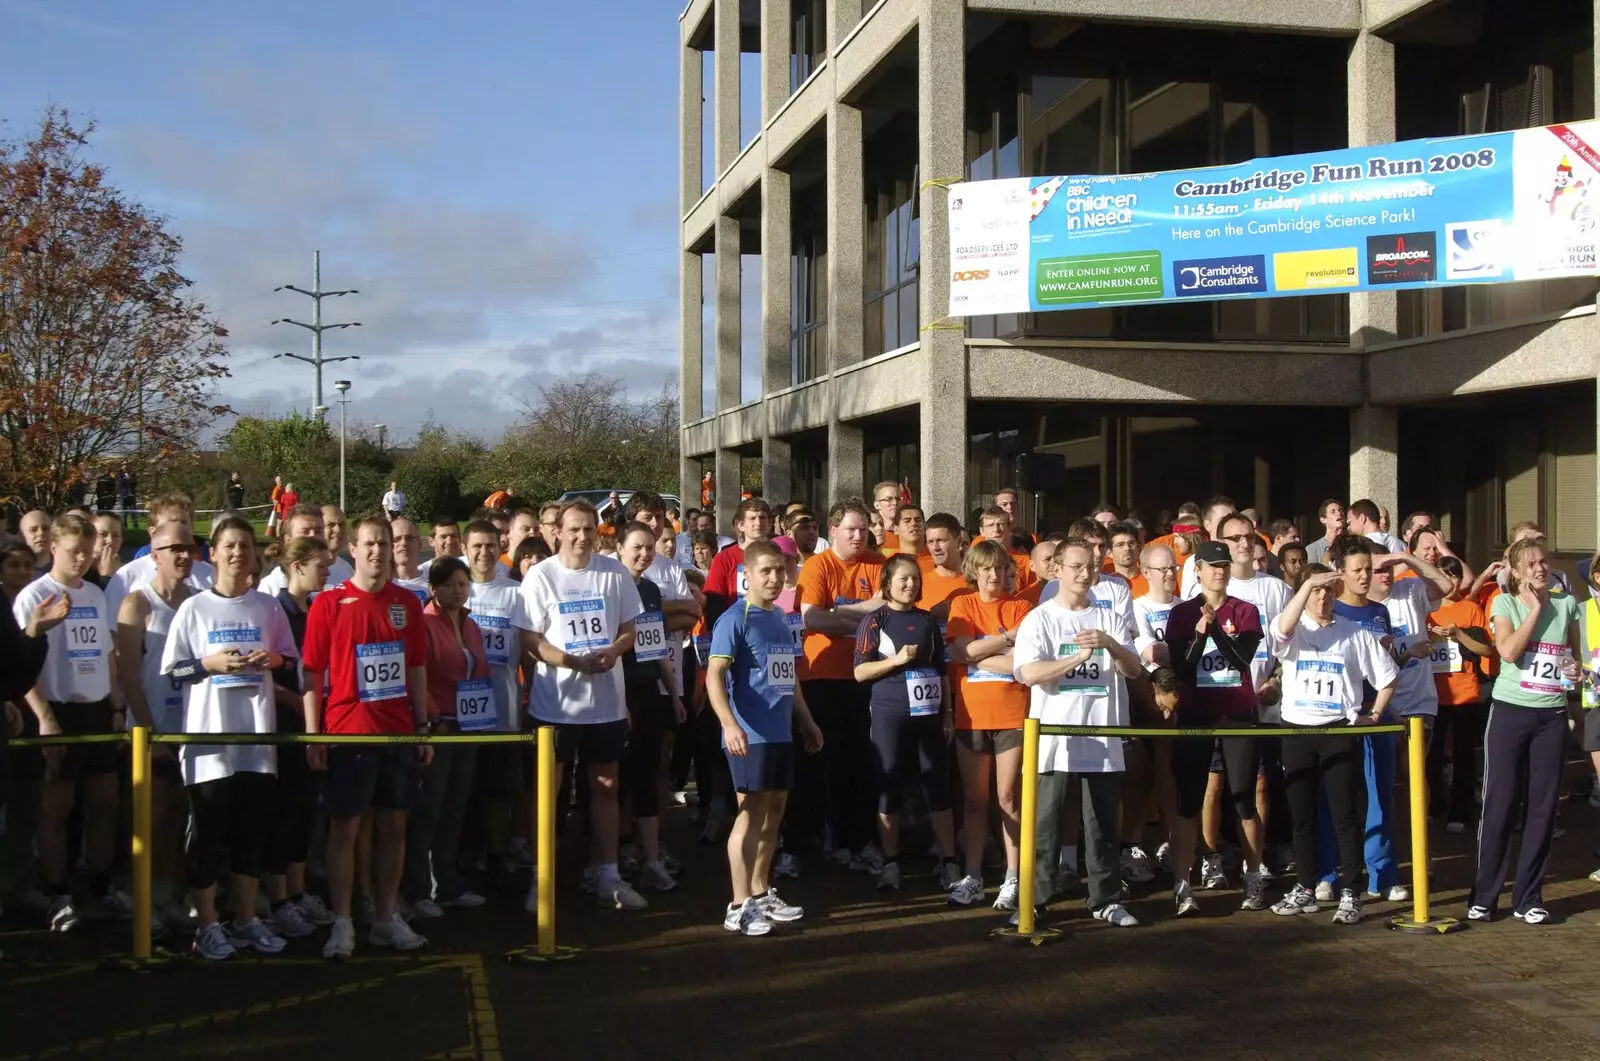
[946, 121, 1600, 317]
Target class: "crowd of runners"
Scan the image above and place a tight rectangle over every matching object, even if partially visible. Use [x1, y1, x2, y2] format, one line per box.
[0, 479, 1593, 956]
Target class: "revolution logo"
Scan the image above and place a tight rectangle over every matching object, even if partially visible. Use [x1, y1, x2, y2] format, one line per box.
[1366, 232, 1436, 284]
[1172, 255, 1268, 296]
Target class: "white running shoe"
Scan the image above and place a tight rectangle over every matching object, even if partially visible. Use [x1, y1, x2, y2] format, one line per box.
[774, 852, 802, 879]
[1513, 907, 1552, 925]
[1199, 853, 1227, 890]
[48, 895, 83, 933]
[825, 846, 853, 867]
[1332, 889, 1362, 925]
[192, 921, 235, 961]
[1173, 879, 1198, 917]
[850, 843, 886, 875]
[992, 876, 1020, 912]
[1093, 902, 1138, 927]
[446, 891, 487, 909]
[1466, 904, 1493, 921]
[272, 901, 317, 938]
[876, 861, 901, 891]
[1271, 883, 1319, 916]
[323, 916, 356, 960]
[1121, 846, 1155, 884]
[524, 883, 540, 915]
[637, 862, 678, 893]
[723, 897, 772, 936]
[1154, 841, 1172, 872]
[226, 917, 288, 955]
[410, 898, 445, 919]
[369, 913, 428, 951]
[599, 877, 649, 911]
[1314, 880, 1335, 903]
[948, 874, 985, 907]
[758, 887, 804, 922]
[296, 893, 336, 926]
[1385, 885, 1410, 903]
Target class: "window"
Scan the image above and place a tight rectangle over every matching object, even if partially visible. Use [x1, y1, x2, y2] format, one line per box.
[790, 0, 825, 94]
[967, 67, 1024, 340]
[790, 192, 829, 385]
[863, 114, 920, 355]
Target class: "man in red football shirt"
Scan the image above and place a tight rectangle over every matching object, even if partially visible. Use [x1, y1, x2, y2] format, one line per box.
[303, 515, 432, 959]
[704, 498, 772, 627]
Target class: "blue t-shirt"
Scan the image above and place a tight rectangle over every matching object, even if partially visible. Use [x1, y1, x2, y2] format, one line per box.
[709, 599, 795, 745]
[1333, 598, 1391, 706]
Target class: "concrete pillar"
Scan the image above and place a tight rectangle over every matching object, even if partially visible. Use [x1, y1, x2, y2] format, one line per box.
[829, 422, 865, 504]
[713, 0, 741, 176]
[681, 453, 702, 515]
[680, 248, 704, 425]
[1347, 29, 1398, 348]
[715, 447, 741, 535]
[760, 0, 789, 122]
[916, 0, 968, 519]
[761, 166, 793, 503]
[763, 437, 793, 505]
[680, 41, 704, 214]
[829, 0, 864, 50]
[715, 215, 742, 414]
[827, 101, 865, 372]
[1349, 403, 1398, 514]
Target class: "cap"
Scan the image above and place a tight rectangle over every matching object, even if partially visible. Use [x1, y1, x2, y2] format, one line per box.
[1194, 540, 1232, 566]
[771, 535, 800, 559]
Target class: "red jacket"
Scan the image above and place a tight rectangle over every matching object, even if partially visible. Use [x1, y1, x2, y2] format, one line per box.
[423, 601, 490, 720]
[278, 490, 299, 517]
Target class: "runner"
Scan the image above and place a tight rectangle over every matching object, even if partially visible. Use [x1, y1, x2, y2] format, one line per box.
[872, 482, 903, 552]
[1268, 519, 1300, 555]
[1469, 537, 1581, 925]
[502, 506, 539, 569]
[1347, 499, 1405, 553]
[301, 516, 433, 959]
[88, 512, 123, 589]
[322, 505, 349, 564]
[1013, 537, 1142, 928]
[1426, 556, 1491, 834]
[1303, 500, 1345, 567]
[978, 506, 1034, 589]
[103, 495, 218, 620]
[1089, 504, 1119, 529]
[257, 505, 353, 595]
[705, 538, 822, 935]
[1107, 521, 1146, 597]
[382, 481, 406, 520]
[891, 504, 927, 557]
[944, 541, 1031, 909]
[705, 499, 774, 625]
[1134, 543, 1179, 667]
[277, 481, 300, 534]
[519, 499, 646, 911]
[1278, 543, 1309, 590]
[538, 502, 562, 553]
[1267, 566, 1398, 925]
[267, 476, 285, 535]
[16, 510, 52, 571]
[1177, 495, 1237, 599]
[1162, 540, 1265, 915]
[390, 517, 430, 603]
[402, 556, 489, 920]
[419, 519, 463, 579]
[993, 487, 1035, 546]
[917, 512, 968, 628]
[160, 516, 297, 959]
[12, 515, 120, 931]
[794, 499, 885, 873]
[851, 554, 957, 893]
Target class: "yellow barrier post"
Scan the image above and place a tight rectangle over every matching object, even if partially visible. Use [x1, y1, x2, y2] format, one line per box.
[992, 719, 1062, 945]
[1389, 715, 1463, 934]
[506, 725, 580, 965]
[131, 725, 151, 961]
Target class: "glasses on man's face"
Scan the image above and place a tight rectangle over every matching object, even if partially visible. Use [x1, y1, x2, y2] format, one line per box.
[1145, 564, 1177, 575]
[1220, 533, 1254, 544]
[153, 544, 196, 555]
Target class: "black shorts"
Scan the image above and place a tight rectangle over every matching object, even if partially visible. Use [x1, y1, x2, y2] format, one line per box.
[477, 744, 525, 800]
[323, 745, 417, 818]
[953, 728, 1024, 755]
[1583, 708, 1600, 754]
[1172, 714, 1259, 819]
[554, 719, 629, 765]
[43, 699, 121, 782]
[726, 741, 794, 793]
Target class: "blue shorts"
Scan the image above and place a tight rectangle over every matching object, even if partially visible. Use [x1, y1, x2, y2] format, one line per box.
[726, 741, 794, 794]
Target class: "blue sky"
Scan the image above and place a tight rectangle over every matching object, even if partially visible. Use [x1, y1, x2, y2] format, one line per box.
[0, 0, 717, 442]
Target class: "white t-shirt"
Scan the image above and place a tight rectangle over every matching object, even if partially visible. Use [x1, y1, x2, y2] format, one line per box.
[382, 490, 406, 514]
[1133, 594, 1176, 664]
[392, 575, 431, 605]
[1225, 573, 1293, 690]
[519, 553, 642, 725]
[1270, 613, 1398, 726]
[468, 574, 534, 731]
[644, 553, 692, 697]
[104, 553, 216, 630]
[135, 584, 187, 732]
[1366, 530, 1407, 553]
[255, 555, 353, 598]
[1377, 577, 1441, 717]
[14, 575, 113, 703]
[161, 588, 298, 785]
[1035, 577, 1135, 642]
[1012, 598, 1131, 774]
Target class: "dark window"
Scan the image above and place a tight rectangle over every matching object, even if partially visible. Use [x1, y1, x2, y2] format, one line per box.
[790, 0, 826, 94]
[864, 114, 920, 355]
[791, 188, 829, 385]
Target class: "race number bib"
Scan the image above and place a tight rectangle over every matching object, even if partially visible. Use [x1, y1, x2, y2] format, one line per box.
[735, 564, 749, 596]
[1519, 641, 1570, 696]
[477, 614, 511, 668]
[967, 663, 1015, 684]
[693, 634, 712, 665]
[355, 641, 407, 703]
[905, 667, 942, 717]
[634, 610, 668, 661]
[207, 626, 265, 687]
[558, 597, 610, 652]
[1145, 608, 1171, 640]
[1429, 639, 1463, 675]
[1290, 656, 1345, 715]
[65, 606, 104, 679]
[1056, 646, 1107, 697]
[1391, 622, 1421, 670]
[1196, 640, 1242, 688]
[785, 611, 805, 650]
[766, 647, 796, 694]
[455, 678, 497, 731]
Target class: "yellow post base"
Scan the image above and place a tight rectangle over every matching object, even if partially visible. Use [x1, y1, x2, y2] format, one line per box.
[1388, 915, 1466, 935]
[99, 948, 181, 973]
[505, 944, 584, 966]
[990, 924, 1066, 946]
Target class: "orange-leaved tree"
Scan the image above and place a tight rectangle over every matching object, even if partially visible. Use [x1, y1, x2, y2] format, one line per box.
[0, 108, 229, 509]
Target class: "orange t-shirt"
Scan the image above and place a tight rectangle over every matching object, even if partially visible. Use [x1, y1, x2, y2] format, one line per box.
[485, 490, 510, 510]
[1429, 595, 1487, 705]
[796, 549, 885, 680]
[1010, 551, 1036, 591]
[946, 593, 1033, 730]
[917, 556, 968, 615]
[1148, 533, 1194, 564]
[881, 529, 900, 552]
[1473, 582, 1503, 678]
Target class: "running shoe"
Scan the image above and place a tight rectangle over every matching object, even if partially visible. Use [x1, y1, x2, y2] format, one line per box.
[1121, 845, 1155, 883]
[947, 874, 985, 907]
[323, 916, 356, 960]
[354, 894, 377, 927]
[1154, 841, 1172, 873]
[411, 898, 445, 919]
[227, 917, 288, 954]
[507, 838, 534, 868]
[446, 891, 487, 909]
[1332, 889, 1362, 925]
[758, 887, 804, 922]
[579, 866, 599, 894]
[723, 897, 772, 936]
[1271, 884, 1319, 916]
[1314, 880, 1335, 903]
[1513, 907, 1553, 925]
[1466, 904, 1493, 921]
[524, 883, 540, 915]
[697, 811, 728, 846]
[993, 876, 1020, 912]
[774, 853, 802, 879]
[296, 893, 336, 926]
[1589, 867, 1600, 884]
[850, 843, 886, 875]
[192, 921, 235, 961]
[637, 862, 678, 893]
[618, 843, 641, 877]
[660, 847, 684, 876]
[48, 895, 83, 933]
[1199, 853, 1227, 890]
[937, 861, 962, 891]
[1385, 885, 1410, 903]
[369, 914, 428, 950]
[825, 847, 854, 867]
[1173, 879, 1198, 917]
[1240, 870, 1268, 911]
[1092, 902, 1138, 927]
[1445, 820, 1466, 835]
[598, 877, 649, 911]
[272, 901, 317, 938]
[876, 861, 901, 891]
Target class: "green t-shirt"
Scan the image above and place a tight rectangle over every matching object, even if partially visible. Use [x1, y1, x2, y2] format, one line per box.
[1490, 590, 1580, 708]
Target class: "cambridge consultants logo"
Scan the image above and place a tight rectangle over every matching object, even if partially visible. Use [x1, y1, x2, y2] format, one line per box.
[1172, 255, 1267, 296]
[1366, 232, 1436, 284]
[1445, 220, 1504, 279]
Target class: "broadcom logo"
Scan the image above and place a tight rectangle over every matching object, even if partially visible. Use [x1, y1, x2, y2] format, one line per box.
[952, 270, 990, 282]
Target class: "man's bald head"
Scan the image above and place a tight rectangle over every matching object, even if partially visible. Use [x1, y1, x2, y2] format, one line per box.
[1031, 539, 1057, 581]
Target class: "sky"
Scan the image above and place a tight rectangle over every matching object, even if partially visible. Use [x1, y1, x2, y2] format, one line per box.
[0, 0, 744, 445]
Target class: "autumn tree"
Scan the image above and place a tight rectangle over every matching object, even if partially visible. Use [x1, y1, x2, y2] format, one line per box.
[0, 109, 229, 508]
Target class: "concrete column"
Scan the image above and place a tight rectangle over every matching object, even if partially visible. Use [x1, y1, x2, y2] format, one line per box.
[1347, 29, 1398, 348]
[762, 168, 792, 397]
[828, 421, 864, 503]
[762, 436, 793, 504]
[681, 453, 702, 514]
[760, 0, 789, 122]
[715, 215, 742, 414]
[829, 0, 864, 50]
[715, 447, 741, 534]
[917, 0, 968, 518]
[680, 42, 704, 214]
[713, 0, 741, 176]
[1349, 403, 1398, 514]
[680, 248, 704, 425]
[827, 100, 865, 372]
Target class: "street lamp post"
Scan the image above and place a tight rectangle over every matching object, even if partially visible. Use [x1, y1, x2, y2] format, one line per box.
[375, 423, 387, 452]
[333, 380, 351, 512]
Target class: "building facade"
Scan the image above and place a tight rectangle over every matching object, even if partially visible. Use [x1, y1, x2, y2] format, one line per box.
[678, 0, 1599, 569]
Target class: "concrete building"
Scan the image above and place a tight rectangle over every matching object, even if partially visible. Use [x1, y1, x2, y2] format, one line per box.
[678, 0, 1599, 568]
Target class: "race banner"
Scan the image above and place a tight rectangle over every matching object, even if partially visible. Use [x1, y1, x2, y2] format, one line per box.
[946, 121, 1600, 316]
